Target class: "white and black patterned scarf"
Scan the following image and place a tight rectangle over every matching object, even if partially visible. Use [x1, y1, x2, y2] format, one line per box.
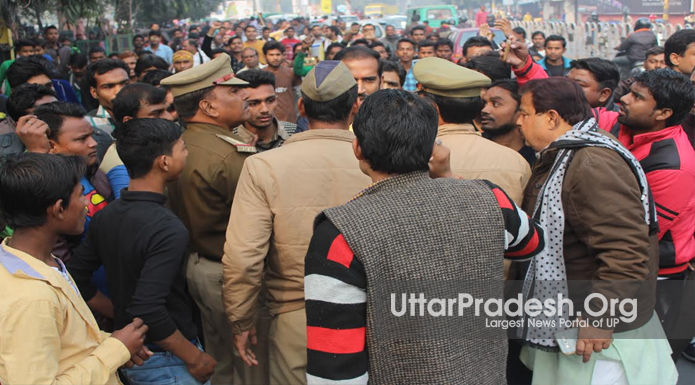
[519, 118, 658, 350]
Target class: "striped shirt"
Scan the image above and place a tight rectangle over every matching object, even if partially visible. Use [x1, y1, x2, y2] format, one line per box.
[304, 181, 544, 384]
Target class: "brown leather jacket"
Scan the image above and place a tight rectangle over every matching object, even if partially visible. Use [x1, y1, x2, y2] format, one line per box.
[511, 144, 658, 333]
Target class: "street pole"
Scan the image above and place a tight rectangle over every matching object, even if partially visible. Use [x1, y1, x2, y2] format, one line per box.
[663, 0, 670, 22]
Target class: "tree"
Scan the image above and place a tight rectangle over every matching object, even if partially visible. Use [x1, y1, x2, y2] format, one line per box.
[1, 0, 104, 32]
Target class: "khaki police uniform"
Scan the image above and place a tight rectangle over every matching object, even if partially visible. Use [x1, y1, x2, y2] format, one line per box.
[162, 55, 269, 385]
[221, 61, 370, 385]
[413, 57, 531, 206]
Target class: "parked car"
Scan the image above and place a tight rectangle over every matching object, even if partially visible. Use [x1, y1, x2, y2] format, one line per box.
[376, 15, 408, 33]
[322, 15, 360, 26]
[448, 27, 506, 61]
[406, 5, 457, 28]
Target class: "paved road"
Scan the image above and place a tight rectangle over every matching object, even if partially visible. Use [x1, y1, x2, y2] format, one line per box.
[677, 357, 695, 385]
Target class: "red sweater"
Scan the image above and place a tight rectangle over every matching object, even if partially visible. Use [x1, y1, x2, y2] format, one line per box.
[618, 125, 695, 275]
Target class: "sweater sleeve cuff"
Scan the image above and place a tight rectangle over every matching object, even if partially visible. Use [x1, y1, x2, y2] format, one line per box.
[513, 56, 533, 76]
[93, 337, 131, 372]
[231, 318, 256, 335]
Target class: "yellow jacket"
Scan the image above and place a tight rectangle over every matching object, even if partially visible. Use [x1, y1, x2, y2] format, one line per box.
[0, 240, 130, 384]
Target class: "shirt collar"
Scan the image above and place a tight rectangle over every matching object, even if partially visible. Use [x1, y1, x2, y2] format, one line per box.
[437, 123, 480, 136]
[283, 128, 355, 145]
[120, 189, 167, 204]
[620, 125, 684, 149]
[234, 118, 290, 144]
[96, 105, 112, 119]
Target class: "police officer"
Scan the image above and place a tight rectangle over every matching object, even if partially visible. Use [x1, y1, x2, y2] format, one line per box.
[161, 54, 268, 385]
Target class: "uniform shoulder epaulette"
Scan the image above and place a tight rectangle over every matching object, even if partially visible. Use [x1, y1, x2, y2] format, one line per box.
[215, 134, 257, 154]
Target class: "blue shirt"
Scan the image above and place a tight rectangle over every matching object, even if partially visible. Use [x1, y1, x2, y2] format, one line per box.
[402, 59, 419, 92]
[145, 44, 174, 65]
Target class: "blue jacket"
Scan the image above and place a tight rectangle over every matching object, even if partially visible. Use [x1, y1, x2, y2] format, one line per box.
[538, 56, 573, 77]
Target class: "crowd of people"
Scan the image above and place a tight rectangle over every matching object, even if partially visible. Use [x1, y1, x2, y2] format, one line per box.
[0, 11, 694, 385]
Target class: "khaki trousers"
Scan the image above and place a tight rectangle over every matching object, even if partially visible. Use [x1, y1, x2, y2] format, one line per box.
[186, 254, 270, 385]
[269, 308, 307, 385]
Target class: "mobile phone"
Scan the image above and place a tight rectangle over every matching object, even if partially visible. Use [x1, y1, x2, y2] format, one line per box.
[555, 328, 579, 355]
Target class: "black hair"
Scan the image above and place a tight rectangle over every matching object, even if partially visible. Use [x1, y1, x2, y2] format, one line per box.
[142, 69, 173, 86]
[135, 54, 169, 78]
[262, 27, 271, 32]
[462, 36, 493, 58]
[381, 60, 406, 86]
[285, 26, 295, 32]
[352, 38, 370, 46]
[489, 79, 521, 106]
[133, 34, 145, 42]
[532, 31, 545, 39]
[634, 68, 695, 127]
[43, 25, 58, 34]
[14, 38, 35, 54]
[520, 78, 592, 126]
[59, 36, 71, 44]
[69, 53, 88, 68]
[397, 38, 416, 49]
[262, 40, 285, 55]
[410, 25, 426, 34]
[174, 87, 214, 120]
[84, 59, 129, 89]
[664, 29, 695, 68]
[325, 42, 345, 58]
[245, 25, 257, 32]
[435, 38, 454, 50]
[334, 45, 383, 78]
[210, 48, 228, 57]
[422, 91, 482, 124]
[32, 38, 47, 48]
[149, 30, 162, 37]
[464, 51, 511, 81]
[328, 26, 342, 36]
[645, 46, 665, 58]
[7, 55, 52, 88]
[301, 84, 358, 123]
[7, 83, 57, 122]
[353, 89, 438, 174]
[112, 83, 168, 123]
[236, 69, 276, 89]
[0, 153, 86, 229]
[512, 27, 526, 39]
[115, 118, 182, 179]
[89, 47, 105, 56]
[417, 40, 436, 50]
[545, 34, 566, 48]
[186, 39, 199, 49]
[569, 58, 620, 92]
[33, 101, 87, 140]
[370, 41, 385, 49]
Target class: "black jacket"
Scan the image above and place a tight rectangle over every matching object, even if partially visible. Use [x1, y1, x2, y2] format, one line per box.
[617, 30, 658, 62]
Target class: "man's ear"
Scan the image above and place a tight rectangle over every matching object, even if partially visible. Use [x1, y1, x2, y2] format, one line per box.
[122, 116, 133, 123]
[199, 99, 218, 118]
[654, 107, 674, 123]
[598, 88, 612, 105]
[352, 138, 365, 161]
[298, 98, 307, 118]
[670, 53, 681, 67]
[547, 109, 562, 129]
[48, 139, 60, 154]
[90, 87, 98, 100]
[50, 199, 65, 221]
